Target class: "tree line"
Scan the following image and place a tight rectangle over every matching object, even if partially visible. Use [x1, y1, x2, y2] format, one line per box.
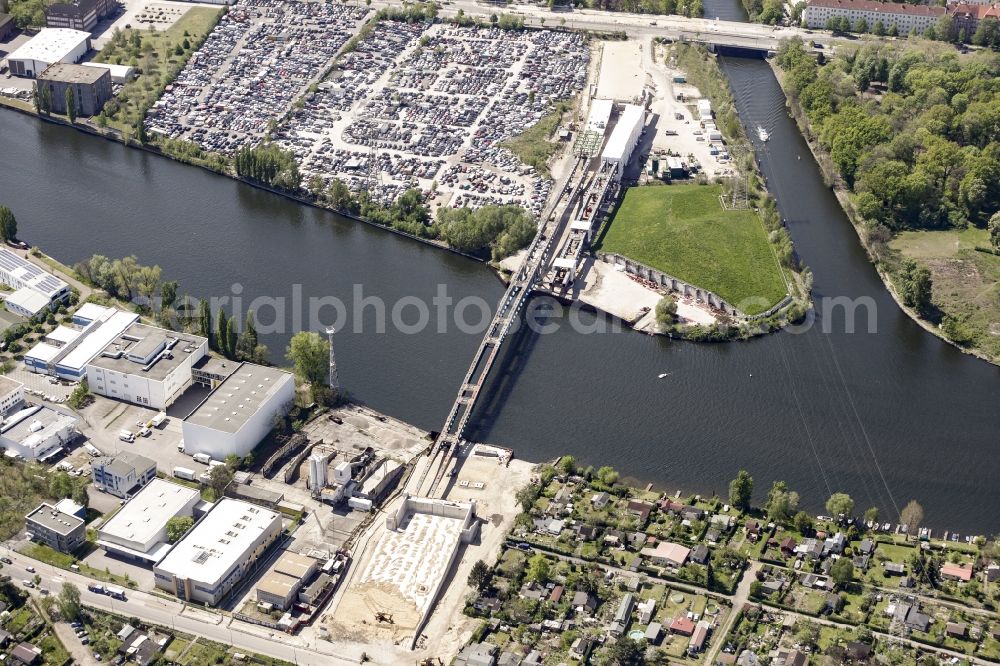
[776, 39, 1000, 313]
[234, 143, 301, 191]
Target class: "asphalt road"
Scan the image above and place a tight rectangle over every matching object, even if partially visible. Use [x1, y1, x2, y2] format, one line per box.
[2, 547, 354, 666]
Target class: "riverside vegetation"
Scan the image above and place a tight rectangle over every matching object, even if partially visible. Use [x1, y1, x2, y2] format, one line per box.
[775, 37, 1000, 363]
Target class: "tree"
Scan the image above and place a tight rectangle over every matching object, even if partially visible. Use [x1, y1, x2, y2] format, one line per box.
[655, 295, 678, 328]
[71, 484, 89, 509]
[728, 470, 753, 511]
[873, 20, 885, 36]
[825, 492, 855, 520]
[900, 500, 924, 538]
[225, 315, 238, 360]
[864, 506, 879, 524]
[516, 483, 540, 512]
[209, 463, 233, 497]
[989, 212, 1000, 252]
[596, 466, 619, 486]
[831, 557, 855, 588]
[793, 510, 814, 535]
[235, 309, 259, 361]
[525, 553, 550, 583]
[765, 481, 799, 524]
[215, 306, 228, 356]
[606, 636, 643, 665]
[0, 206, 18, 243]
[286, 331, 329, 386]
[56, 582, 81, 620]
[897, 259, 933, 315]
[853, 18, 868, 34]
[972, 17, 998, 48]
[166, 516, 194, 543]
[558, 456, 576, 476]
[468, 559, 491, 591]
[160, 280, 179, 309]
[197, 299, 212, 346]
[49, 472, 73, 499]
[64, 87, 76, 123]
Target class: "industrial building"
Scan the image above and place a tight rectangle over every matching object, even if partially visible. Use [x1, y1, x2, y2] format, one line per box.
[5, 28, 90, 79]
[0, 404, 79, 461]
[0, 248, 70, 318]
[86, 323, 207, 410]
[0, 13, 16, 42]
[601, 104, 646, 181]
[803, 0, 945, 34]
[182, 363, 294, 459]
[36, 62, 112, 117]
[154, 498, 282, 606]
[255, 551, 318, 610]
[0, 376, 25, 417]
[25, 502, 85, 553]
[97, 478, 201, 563]
[45, 0, 113, 32]
[91, 452, 157, 498]
[24, 303, 139, 380]
[79, 61, 135, 84]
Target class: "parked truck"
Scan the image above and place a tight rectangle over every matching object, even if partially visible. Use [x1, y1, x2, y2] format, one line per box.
[173, 467, 196, 481]
[105, 586, 126, 600]
[193, 453, 211, 465]
[87, 583, 105, 594]
[151, 412, 168, 428]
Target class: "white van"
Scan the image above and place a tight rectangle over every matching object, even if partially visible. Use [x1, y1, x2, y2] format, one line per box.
[118, 430, 135, 443]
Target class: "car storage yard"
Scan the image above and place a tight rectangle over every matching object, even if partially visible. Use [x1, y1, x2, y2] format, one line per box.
[146, 2, 589, 214]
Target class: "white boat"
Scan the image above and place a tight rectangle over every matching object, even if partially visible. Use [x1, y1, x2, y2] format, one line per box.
[757, 126, 770, 142]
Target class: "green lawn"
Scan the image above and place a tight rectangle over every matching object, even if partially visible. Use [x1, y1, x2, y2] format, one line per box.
[596, 184, 788, 315]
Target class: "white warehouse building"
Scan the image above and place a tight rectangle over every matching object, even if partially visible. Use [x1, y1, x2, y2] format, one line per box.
[86, 323, 207, 410]
[154, 498, 282, 605]
[5, 28, 91, 79]
[601, 104, 646, 181]
[0, 248, 70, 318]
[181, 363, 294, 460]
[0, 404, 79, 461]
[97, 478, 201, 564]
[24, 303, 138, 381]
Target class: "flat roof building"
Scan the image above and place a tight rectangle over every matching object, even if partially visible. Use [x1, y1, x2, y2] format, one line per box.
[25, 502, 85, 553]
[182, 362, 294, 459]
[36, 62, 112, 117]
[25, 305, 139, 380]
[154, 498, 282, 606]
[6, 28, 90, 79]
[0, 404, 78, 461]
[255, 551, 318, 610]
[86, 323, 207, 410]
[45, 0, 113, 32]
[0, 249, 69, 317]
[0, 14, 16, 42]
[0, 375, 25, 417]
[91, 452, 157, 499]
[98, 478, 200, 563]
[601, 104, 645, 179]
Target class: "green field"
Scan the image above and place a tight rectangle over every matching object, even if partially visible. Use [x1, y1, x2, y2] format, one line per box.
[596, 184, 787, 315]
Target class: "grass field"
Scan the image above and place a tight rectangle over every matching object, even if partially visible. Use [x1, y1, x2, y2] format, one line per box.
[891, 228, 1000, 362]
[92, 7, 222, 136]
[595, 184, 787, 315]
[501, 102, 568, 179]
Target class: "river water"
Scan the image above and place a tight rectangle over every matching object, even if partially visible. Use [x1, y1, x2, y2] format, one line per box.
[0, 29, 998, 530]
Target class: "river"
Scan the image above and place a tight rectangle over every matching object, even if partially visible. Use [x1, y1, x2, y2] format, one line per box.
[0, 31, 998, 531]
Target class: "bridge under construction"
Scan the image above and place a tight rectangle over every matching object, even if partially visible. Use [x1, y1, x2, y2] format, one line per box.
[410, 101, 648, 498]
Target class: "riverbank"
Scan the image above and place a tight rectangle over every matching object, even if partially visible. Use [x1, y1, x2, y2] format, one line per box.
[0, 101, 491, 263]
[768, 60, 999, 369]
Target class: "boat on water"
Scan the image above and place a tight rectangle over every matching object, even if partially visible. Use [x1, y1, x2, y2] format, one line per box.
[757, 126, 770, 142]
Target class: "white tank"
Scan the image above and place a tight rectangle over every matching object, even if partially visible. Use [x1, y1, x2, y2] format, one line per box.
[309, 451, 331, 489]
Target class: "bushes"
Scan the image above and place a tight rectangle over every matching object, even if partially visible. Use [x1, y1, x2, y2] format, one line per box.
[437, 205, 537, 260]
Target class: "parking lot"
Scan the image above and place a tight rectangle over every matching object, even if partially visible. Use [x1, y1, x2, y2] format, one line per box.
[146, 4, 590, 215]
